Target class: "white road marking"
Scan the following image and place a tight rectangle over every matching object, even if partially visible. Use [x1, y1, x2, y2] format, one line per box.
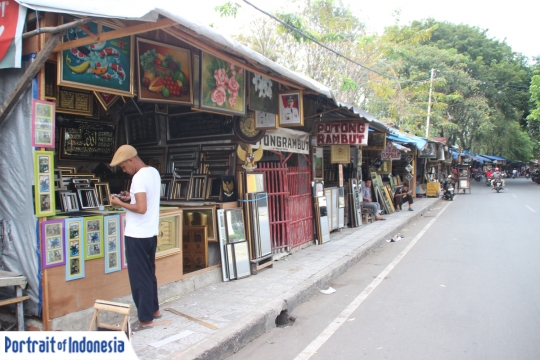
[512, 194, 517, 199]
[294, 201, 452, 360]
[525, 205, 536, 213]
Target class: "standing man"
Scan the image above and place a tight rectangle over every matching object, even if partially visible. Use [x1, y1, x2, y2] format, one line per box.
[362, 179, 385, 221]
[110, 145, 162, 332]
[394, 183, 413, 211]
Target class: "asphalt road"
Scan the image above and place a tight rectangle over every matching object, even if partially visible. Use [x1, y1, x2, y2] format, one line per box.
[228, 177, 540, 360]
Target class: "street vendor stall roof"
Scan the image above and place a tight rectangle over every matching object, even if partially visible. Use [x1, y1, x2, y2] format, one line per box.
[386, 131, 428, 151]
[17, 0, 334, 99]
[480, 154, 508, 162]
[336, 102, 389, 132]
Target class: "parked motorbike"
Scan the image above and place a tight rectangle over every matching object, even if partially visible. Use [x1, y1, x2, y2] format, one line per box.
[443, 180, 455, 201]
[492, 179, 503, 193]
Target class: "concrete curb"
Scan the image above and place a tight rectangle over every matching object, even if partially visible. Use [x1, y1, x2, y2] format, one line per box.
[180, 198, 444, 360]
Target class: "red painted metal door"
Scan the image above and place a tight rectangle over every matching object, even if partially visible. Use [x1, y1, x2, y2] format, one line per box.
[256, 157, 314, 251]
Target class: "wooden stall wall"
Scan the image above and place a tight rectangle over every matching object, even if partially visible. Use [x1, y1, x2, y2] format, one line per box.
[46, 253, 182, 319]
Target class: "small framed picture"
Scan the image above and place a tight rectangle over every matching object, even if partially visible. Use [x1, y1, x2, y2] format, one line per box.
[84, 216, 104, 260]
[32, 100, 55, 148]
[278, 91, 303, 127]
[65, 217, 85, 281]
[312, 147, 324, 181]
[41, 220, 65, 269]
[34, 151, 56, 217]
[255, 110, 278, 130]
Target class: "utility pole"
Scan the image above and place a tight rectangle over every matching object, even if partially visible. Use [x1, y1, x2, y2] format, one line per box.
[425, 68, 435, 138]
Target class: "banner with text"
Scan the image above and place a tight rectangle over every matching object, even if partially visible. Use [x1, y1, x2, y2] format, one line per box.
[0, 2, 27, 69]
[256, 127, 310, 154]
[381, 145, 401, 161]
[316, 122, 369, 145]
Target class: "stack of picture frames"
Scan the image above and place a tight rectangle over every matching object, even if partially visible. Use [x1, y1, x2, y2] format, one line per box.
[162, 144, 238, 202]
[217, 208, 251, 281]
[370, 172, 395, 215]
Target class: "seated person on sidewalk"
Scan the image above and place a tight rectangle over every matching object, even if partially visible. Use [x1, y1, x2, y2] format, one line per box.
[362, 179, 385, 221]
[394, 183, 413, 211]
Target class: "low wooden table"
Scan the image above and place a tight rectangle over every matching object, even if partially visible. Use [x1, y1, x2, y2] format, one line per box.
[0, 270, 28, 331]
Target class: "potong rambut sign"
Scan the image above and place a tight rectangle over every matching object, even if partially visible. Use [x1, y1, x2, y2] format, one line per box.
[316, 122, 369, 145]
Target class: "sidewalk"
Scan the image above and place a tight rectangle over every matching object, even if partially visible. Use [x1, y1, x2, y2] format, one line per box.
[132, 197, 443, 359]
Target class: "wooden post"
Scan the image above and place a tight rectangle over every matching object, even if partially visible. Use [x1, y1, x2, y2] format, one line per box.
[0, 32, 62, 127]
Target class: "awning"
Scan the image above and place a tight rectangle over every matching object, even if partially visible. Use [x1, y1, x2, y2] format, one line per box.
[476, 155, 493, 163]
[480, 154, 508, 162]
[386, 132, 427, 151]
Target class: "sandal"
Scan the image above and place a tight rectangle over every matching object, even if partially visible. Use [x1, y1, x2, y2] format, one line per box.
[131, 320, 154, 332]
[154, 314, 162, 319]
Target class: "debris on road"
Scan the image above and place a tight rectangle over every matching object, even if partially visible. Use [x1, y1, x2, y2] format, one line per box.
[320, 287, 336, 295]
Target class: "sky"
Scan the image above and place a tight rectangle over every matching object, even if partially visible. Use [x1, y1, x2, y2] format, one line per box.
[182, 0, 539, 60]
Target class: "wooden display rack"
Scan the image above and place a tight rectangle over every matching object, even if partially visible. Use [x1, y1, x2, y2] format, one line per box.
[250, 254, 274, 275]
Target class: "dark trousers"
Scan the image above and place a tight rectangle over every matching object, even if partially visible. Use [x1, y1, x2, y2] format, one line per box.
[125, 235, 159, 322]
[394, 194, 413, 209]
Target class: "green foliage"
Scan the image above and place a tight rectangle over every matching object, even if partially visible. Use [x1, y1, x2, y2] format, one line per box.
[214, 2, 241, 18]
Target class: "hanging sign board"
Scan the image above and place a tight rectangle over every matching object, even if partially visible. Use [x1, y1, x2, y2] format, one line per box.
[316, 122, 369, 145]
[381, 145, 401, 161]
[0, 2, 27, 68]
[256, 127, 309, 154]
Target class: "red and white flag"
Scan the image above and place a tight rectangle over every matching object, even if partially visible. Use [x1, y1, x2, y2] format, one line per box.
[0, 1, 27, 68]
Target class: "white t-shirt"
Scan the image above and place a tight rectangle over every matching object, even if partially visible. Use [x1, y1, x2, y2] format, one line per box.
[124, 167, 161, 238]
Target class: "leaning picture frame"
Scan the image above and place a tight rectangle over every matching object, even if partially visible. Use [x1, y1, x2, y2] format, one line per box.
[41, 219, 65, 269]
[32, 99, 55, 148]
[65, 217, 85, 281]
[183, 206, 217, 242]
[120, 212, 127, 269]
[84, 216, 104, 260]
[157, 209, 183, 259]
[34, 150, 56, 217]
[104, 214, 121, 273]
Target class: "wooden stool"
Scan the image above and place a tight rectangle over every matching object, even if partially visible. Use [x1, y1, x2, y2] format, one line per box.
[361, 209, 374, 224]
[89, 300, 131, 332]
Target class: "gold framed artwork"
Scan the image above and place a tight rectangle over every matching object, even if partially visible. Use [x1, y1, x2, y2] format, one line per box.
[183, 225, 208, 274]
[330, 145, 350, 164]
[254, 110, 278, 130]
[157, 210, 183, 259]
[183, 206, 217, 242]
[34, 151, 56, 217]
[278, 91, 304, 127]
[136, 37, 192, 105]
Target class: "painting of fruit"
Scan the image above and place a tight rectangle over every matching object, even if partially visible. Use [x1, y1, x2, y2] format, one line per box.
[136, 38, 192, 105]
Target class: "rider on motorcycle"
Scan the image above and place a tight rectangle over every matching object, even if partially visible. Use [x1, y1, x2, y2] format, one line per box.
[491, 168, 506, 188]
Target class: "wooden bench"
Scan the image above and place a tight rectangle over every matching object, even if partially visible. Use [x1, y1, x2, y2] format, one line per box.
[0, 270, 28, 331]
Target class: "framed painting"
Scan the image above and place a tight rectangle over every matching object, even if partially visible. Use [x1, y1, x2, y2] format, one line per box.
[200, 51, 246, 116]
[65, 217, 85, 281]
[84, 216, 104, 260]
[58, 17, 134, 97]
[364, 132, 386, 151]
[192, 52, 200, 108]
[312, 146, 324, 180]
[104, 214, 121, 273]
[157, 210, 182, 259]
[95, 92, 120, 111]
[56, 87, 94, 116]
[255, 110, 278, 130]
[330, 145, 351, 164]
[278, 91, 304, 127]
[120, 212, 127, 269]
[249, 72, 279, 114]
[32, 99, 55, 148]
[136, 37, 192, 105]
[34, 150, 56, 217]
[183, 206, 217, 242]
[41, 219, 65, 269]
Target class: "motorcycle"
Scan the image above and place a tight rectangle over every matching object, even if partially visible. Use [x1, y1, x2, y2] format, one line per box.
[492, 179, 503, 193]
[443, 180, 455, 201]
[474, 173, 482, 182]
[485, 177, 492, 186]
[525, 173, 530, 179]
[512, 174, 516, 179]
